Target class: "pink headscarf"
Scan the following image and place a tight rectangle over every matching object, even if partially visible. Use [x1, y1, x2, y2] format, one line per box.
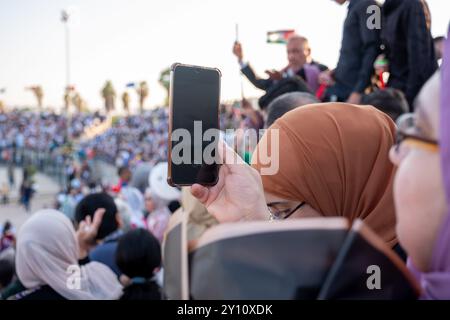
[16, 209, 122, 300]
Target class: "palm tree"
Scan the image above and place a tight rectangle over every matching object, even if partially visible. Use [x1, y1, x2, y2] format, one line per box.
[122, 92, 130, 115]
[26, 86, 43, 110]
[63, 89, 71, 112]
[72, 92, 84, 113]
[101, 81, 116, 113]
[159, 67, 171, 106]
[136, 81, 149, 113]
[34, 86, 44, 109]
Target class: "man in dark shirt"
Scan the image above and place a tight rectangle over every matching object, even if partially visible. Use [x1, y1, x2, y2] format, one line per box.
[321, 0, 381, 104]
[381, 0, 438, 109]
[233, 35, 328, 95]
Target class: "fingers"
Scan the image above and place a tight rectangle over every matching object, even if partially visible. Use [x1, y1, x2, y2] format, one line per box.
[191, 184, 209, 204]
[92, 208, 105, 230]
[78, 220, 87, 232]
[191, 163, 226, 208]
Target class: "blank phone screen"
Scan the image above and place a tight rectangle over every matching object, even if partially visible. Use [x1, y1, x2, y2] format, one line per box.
[169, 65, 220, 185]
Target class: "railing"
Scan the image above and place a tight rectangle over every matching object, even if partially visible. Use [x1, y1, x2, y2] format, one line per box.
[0, 147, 68, 188]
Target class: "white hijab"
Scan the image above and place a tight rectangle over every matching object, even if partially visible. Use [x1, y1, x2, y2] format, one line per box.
[16, 209, 123, 300]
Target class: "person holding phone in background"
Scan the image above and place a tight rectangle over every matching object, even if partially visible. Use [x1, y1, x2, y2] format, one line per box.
[233, 36, 328, 100]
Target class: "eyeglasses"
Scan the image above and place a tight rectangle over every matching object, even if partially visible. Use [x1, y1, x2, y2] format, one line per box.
[395, 113, 439, 153]
[267, 202, 305, 220]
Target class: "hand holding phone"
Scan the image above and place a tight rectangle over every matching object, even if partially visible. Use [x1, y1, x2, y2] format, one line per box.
[190, 139, 270, 223]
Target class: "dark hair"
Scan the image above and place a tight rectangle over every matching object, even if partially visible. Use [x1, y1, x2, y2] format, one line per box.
[259, 77, 313, 110]
[361, 88, 409, 121]
[88, 181, 97, 190]
[2, 221, 12, 235]
[117, 166, 130, 177]
[0, 259, 15, 289]
[266, 92, 319, 127]
[116, 229, 162, 300]
[120, 282, 161, 300]
[168, 200, 181, 213]
[74, 193, 119, 240]
[116, 229, 161, 278]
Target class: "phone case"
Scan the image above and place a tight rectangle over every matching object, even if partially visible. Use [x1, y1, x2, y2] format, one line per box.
[167, 63, 221, 187]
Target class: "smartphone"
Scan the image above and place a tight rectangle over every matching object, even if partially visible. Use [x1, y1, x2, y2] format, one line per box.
[168, 63, 221, 187]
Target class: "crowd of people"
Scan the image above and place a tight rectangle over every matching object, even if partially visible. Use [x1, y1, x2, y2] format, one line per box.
[0, 110, 107, 211]
[0, 110, 106, 155]
[0, 0, 449, 300]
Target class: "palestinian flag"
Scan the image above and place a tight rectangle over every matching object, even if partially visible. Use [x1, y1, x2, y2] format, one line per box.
[267, 30, 295, 44]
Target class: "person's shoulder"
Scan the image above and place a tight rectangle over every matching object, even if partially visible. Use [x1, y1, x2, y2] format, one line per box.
[353, 0, 378, 11]
[90, 232, 122, 258]
[312, 61, 329, 72]
[90, 240, 118, 258]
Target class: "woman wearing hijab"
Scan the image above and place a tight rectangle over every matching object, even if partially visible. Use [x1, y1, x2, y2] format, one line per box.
[146, 162, 181, 243]
[191, 102, 398, 247]
[145, 187, 172, 243]
[14, 209, 122, 300]
[388, 29, 450, 299]
[119, 186, 146, 228]
[254, 102, 398, 246]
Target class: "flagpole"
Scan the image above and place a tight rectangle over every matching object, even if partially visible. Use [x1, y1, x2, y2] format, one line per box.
[62, 9, 72, 139]
[236, 24, 245, 101]
[65, 21, 71, 95]
[61, 10, 71, 103]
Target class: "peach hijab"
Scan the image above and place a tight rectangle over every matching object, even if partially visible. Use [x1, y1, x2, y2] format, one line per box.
[253, 103, 397, 246]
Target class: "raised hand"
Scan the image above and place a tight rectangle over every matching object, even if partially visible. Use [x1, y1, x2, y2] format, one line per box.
[76, 208, 105, 259]
[232, 41, 244, 62]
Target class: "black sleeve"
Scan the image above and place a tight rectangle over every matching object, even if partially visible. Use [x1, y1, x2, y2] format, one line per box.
[241, 64, 274, 91]
[317, 63, 329, 72]
[78, 256, 90, 265]
[354, 2, 381, 93]
[405, 0, 437, 105]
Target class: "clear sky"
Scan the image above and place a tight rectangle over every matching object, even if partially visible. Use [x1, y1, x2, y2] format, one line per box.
[0, 0, 448, 112]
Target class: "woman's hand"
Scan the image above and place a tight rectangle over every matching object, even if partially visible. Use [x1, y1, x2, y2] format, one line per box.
[191, 140, 270, 223]
[76, 208, 105, 259]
